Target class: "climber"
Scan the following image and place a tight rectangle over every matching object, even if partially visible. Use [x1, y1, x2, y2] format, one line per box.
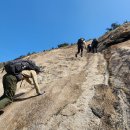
[91, 38, 98, 53]
[75, 38, 86, 57]
[87, 44, 92, 53]
[0, 60, 43, 110]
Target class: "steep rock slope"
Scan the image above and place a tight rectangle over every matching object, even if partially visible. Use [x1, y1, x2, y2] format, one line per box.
[0, 46, 110, 130]
[97, 22, 130, 130]
[98, 22, 130, 51]
[103, 40, 130, 130]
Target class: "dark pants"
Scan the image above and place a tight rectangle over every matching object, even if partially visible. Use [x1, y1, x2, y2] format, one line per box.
[75, 46, 83, 57]
[0, 74, 17, 109]
[87, 46, 91, 53]
[91, 46, 97, 53]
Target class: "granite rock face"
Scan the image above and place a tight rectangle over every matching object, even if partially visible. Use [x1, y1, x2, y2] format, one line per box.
[103, 40, 130, 130]
[0, 46, 109, 130]
[98, 22, 130, 51]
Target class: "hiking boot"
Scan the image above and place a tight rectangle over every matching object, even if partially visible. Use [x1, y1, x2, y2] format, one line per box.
[0, 110, 4, 115]
[37, 93, 42, 95]
[37, 91, 45, 96]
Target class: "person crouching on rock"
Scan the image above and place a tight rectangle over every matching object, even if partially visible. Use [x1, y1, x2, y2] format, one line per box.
[0, 60, 43, 111]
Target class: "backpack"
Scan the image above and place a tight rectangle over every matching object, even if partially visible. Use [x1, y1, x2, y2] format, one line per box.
[91, 39, 98, 47]
[77, 38, 85, 47]
[4, 59, 40, 76]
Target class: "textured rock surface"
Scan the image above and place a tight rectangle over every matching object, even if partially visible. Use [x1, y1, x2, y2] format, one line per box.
[0, 46, 109, 130]
[98, 22, 130, 51]
[103, 40, 130, 130]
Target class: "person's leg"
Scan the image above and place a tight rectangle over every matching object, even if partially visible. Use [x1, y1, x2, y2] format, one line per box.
[0, 97, 12, 109]
[81, 47, 83, 57]
[22, 70, 41, 95]
[87, 46, 89, 53]
[95, 46, 97, 53]
[94, 46, 97, 53]
[0, 74, 17, 109]
[91, 46, 94, 53]
[87, 46, 91, 53]
[30, 70, 41, 95]
[93, 47, 95, 53]
[25, 77, 33, 85]
[21, 70, 31, 78]
[90, 47, 92, 52]
[75, 46, 80, 57]
[2, 74, 17, 101]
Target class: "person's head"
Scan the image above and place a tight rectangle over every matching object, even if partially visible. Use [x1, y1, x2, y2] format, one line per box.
[78, 38, 85, 43]
[93, 38, 98, 42]
[80, 38, 85, 41]
[88, 44, 91, 46]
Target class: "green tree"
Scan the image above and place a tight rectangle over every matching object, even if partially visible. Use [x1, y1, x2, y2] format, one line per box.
[124, 20, 129, 24]
[111, 23, 120, 30]
[106, 22, 120, 32]
[58, 43, 69, 48]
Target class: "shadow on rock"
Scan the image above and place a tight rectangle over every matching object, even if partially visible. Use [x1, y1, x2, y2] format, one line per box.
[13, 92, 25, 99]
[14, 95, 38, 102]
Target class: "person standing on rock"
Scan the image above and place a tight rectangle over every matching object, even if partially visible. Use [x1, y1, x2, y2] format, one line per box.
[91, 38, 98, 53]
[87, 44, 92, 53]
[75, 38, 86, 57]
[0, 60, 43, 111]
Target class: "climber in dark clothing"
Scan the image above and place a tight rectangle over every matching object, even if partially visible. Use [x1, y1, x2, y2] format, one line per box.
[87, 44, 92, 53]
[91, 38, 98, 53]
[75, 38, 86, 57]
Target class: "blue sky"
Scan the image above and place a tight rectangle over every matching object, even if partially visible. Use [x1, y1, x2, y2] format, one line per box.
[0, 0, 130, 62]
